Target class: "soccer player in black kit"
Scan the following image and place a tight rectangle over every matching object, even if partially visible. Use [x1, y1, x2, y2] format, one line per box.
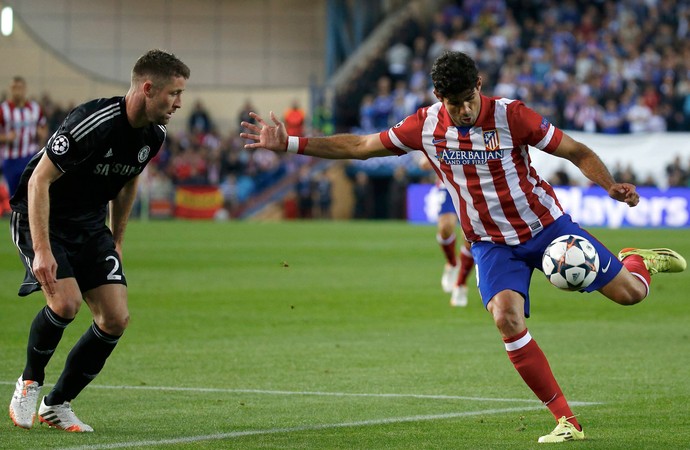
[8, 49, 190, 432]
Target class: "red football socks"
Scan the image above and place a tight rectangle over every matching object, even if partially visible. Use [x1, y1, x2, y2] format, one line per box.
[437, 233, 457, 267]
[504, 329, 581, 430]
[457, 245, 474, 286]
[621, 254, 651, 297]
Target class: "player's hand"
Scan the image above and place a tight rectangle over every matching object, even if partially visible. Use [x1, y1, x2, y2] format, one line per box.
[32, 249, 58, 296]
[608, 183, 639, 207]
[240, 111, 288, 152]
[3, 130, 17, 143]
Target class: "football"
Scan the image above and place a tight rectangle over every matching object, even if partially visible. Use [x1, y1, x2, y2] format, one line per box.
[542, 234, 600, 291]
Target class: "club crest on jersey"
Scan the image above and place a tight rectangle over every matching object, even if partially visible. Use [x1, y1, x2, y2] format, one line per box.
[483, 129, 499, 151]
[51, 135, 70, 155]
[137, 146, 150, 163]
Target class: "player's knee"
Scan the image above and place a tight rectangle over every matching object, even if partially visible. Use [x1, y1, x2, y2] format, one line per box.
[601, 274, 647, 305]
[97, 313, 130, 336]
[492, 311, 523, 335]
[610, 284, 646, 305]
[48, 297, 82, 319]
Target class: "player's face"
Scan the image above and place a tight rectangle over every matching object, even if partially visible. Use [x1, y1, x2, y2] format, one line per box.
[436, 79, 482, 127]
[147, 76, 186, 125]
[10, 79, 27, 105]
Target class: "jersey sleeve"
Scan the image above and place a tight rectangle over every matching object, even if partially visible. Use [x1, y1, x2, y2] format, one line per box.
[506, 101, 562, 154]
[379, 107, 428, 155]
[45, 100, 107, 173]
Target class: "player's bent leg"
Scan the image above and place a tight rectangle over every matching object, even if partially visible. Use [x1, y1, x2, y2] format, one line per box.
[84, 284, 130, 335]
[488, 291, 582, 439]
[9, 278, 82, 430]
[437, 213, 457, 241]
[44, 278, 84, 320]
[486, 290, 526, 337]
[599, 269, 649, 305]
[42, 284, 128, 417]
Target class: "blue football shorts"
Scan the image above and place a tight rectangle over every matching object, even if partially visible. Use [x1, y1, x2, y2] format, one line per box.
[471, 214, 622, 317]
[438, 185, 456, 215]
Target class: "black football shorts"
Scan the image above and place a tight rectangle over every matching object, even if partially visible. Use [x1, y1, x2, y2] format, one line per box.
[10, 211, 127, 297]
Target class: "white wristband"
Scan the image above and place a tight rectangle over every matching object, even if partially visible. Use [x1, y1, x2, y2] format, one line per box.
[286, 136, 300, 153]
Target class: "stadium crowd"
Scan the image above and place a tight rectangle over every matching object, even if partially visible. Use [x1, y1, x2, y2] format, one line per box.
[347, 0, 690, 135]
[2, 0, 689, 219]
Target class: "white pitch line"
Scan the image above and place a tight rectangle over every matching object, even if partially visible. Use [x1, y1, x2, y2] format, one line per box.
[57, 405, 550, 450]
[0, 380, 601, 406]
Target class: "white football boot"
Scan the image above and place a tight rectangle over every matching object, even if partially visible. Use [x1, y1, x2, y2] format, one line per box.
[9, 376, 42, 429]
[38, 397, 93, 432]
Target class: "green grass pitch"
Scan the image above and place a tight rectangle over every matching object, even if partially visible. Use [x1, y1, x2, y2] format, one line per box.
[0, 219, 689, 449]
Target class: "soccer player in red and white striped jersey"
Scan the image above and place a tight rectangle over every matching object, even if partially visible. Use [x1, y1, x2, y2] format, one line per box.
[0, 76, 48, 196]
[241, 51, 686, 443]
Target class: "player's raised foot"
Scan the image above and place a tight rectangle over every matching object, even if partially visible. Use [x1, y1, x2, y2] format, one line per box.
[9, 377, 42, 429]
[618, 248, 687, 275]
[442, 264, 460, 293]
[538, 416, 585, 443]
[38, 397, 93, 432]
[450, 284, 468, 307]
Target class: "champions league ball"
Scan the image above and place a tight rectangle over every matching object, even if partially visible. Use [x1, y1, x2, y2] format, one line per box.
[542, 234, 599, 291]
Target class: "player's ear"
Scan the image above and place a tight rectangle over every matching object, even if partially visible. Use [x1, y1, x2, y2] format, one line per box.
[142, 80, 156, 98]
[476, 77, 483, 93]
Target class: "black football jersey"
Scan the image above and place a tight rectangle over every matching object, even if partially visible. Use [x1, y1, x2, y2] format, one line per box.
[11, 96, 165, 222]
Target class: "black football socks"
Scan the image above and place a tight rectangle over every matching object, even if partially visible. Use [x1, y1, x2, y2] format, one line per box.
[45, 322, 121, 406]
[23, 306, 73, 385]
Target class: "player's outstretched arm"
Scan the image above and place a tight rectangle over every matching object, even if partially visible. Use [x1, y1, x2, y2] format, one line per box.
[552, 133, 639, 207]
[240, 111, 393, 160]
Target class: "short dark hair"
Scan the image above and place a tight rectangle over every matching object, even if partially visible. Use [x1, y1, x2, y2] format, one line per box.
[132, 49, 190, 86]
[430, 51, 479, 99]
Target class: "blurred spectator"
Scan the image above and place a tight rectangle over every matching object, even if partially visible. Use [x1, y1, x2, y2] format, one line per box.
[550, 168, 572, 187]
[388, 166, 409, 219]
[314, 171, 333, 219]
[295, 165, 315, 218]
[353, 171, 374, 219]
[386, 38, 413, 83]
[666, 155, 687, 187]
[372, 76, 395, 130]
[626, 97, 653, 133]
[188, 100, 213, 135]
[357, 94, 376, 134]
[0, 176, 10, 217]
[238, 100, 257, 130]
[613, 162, 638, 186]
[598, 99, 626, 134]
[574, 96, 600, 133]
[0, 76, 48, 195]
[284, 99, 306, 136]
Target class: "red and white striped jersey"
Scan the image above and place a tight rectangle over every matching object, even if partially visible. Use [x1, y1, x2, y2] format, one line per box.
[380, 95, 564, 245]
[0, 100, 46, 160]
